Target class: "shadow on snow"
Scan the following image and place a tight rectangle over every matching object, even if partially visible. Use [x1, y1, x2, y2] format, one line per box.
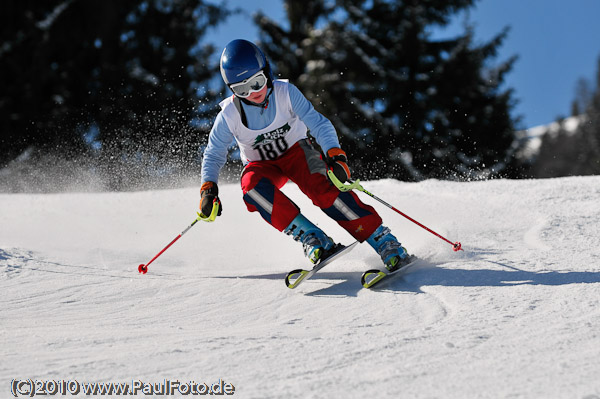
[211, 259, 600, 296]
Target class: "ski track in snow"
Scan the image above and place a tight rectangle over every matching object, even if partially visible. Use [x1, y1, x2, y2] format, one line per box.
[1, 176, 600, 398]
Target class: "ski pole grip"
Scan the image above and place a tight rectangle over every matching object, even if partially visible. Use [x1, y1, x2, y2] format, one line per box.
[197, 199, 220, 222]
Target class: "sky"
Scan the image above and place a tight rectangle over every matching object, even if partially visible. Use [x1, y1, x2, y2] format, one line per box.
[207, 0, 600, 129]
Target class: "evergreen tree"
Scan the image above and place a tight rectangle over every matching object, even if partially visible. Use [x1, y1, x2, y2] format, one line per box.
[255, 0, 521, 180]
[576, 56, 600, 174]
[531, 119, 581, 177]
[0, 0, 229, 189]
[0, 1, 66, 164]
[532, 57, 600, 177]
[571, 77, 593, 117]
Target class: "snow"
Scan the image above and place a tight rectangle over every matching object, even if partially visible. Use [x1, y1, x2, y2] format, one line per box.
[2, 176, 600, 398]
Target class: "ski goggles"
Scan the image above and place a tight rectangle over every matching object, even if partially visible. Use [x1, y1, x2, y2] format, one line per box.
[229, 71, 268, 98]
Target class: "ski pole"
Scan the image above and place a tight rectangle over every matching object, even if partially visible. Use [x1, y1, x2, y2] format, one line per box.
[138, 200, 220, 274]
[327, 170, 462, 251]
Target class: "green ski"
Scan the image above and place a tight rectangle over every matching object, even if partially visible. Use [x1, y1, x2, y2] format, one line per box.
[285, 241, 359, 289]
[361, 255, 419, 289]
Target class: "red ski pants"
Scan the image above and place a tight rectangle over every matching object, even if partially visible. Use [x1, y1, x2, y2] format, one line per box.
[240, 139, 382, 242]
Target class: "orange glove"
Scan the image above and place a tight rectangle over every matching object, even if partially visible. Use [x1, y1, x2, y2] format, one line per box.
[326, 147, 351, 183]
[200, 181, 222, 217]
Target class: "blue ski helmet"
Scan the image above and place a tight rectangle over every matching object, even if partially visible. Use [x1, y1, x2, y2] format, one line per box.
[220, 39, 273, 87]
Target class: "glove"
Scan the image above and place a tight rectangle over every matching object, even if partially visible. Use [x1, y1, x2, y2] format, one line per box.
[200, 181, 222, 217]
[326, 147, 351, 183]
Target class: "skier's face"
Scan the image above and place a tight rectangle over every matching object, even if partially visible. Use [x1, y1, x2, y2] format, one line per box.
[246, 85, 268, 104]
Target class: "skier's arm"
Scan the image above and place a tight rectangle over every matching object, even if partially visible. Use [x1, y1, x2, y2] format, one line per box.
[288, 83, 350, 181]
[201, 113, 235, 185]
[288, 83, 340, 154]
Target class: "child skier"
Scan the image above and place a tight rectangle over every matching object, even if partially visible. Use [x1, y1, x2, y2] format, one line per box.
[200, 39, 410, 271]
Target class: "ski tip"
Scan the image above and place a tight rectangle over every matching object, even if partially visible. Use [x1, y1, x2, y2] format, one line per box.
[361, 269, 385, 289]
[138, 264, 148, 274]
[285, 269, 307, 289]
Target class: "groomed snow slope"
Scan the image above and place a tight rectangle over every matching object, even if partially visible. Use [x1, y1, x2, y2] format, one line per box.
[1, 176, 600, 398]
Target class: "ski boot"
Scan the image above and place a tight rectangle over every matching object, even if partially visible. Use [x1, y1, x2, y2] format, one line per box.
[366, 225, 410, 272]
[284, 214, 335, 264]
